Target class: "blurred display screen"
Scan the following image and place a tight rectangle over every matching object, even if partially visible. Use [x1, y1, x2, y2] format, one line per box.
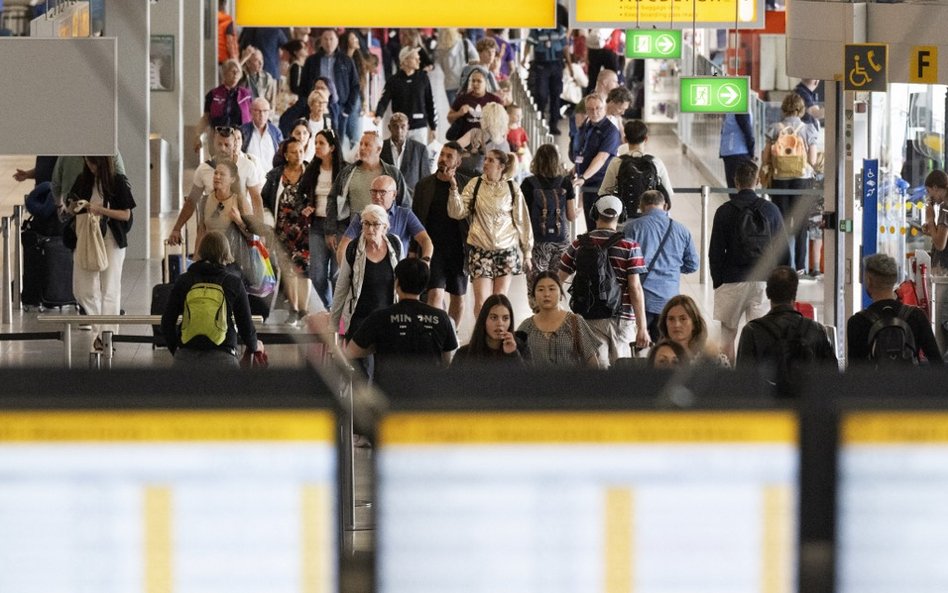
[838, 412, 948, 593]
[378, 411, 798, 593]
[0, 410, 336, 593]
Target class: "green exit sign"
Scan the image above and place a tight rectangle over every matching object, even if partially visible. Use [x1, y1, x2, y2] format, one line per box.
[626, 29, 682, 59]
[680, 76, 751, 114]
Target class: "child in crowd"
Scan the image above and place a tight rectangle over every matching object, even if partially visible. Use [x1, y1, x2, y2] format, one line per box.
[497, 80, 513, 107]
[506, 103, 529, 179]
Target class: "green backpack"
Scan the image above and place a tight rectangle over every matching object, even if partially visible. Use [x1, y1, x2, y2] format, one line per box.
[180, 282, 228, 345]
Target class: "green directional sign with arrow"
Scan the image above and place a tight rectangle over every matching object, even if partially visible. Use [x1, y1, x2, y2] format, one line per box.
[626, 29, 682, 59]
[679, 76, 750, 114]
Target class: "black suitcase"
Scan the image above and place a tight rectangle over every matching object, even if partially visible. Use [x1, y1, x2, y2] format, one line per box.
[20, 225, 45, 308]
[151, 282, 174, 348]
[41, 235, 76, 308]
[152, 239, 186, 348]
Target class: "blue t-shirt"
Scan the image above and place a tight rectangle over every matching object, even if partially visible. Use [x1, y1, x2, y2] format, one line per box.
[343, 206, 426, 257]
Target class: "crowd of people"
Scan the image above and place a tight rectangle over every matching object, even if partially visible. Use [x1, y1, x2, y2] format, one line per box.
[12, 5, 948, 382]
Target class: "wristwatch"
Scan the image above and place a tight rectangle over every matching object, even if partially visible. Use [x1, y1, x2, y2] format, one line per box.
[420, 255, 431, 263]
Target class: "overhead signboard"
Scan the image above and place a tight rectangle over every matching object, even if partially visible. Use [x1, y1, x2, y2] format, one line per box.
[572, 0, 764, 29]
[236, 0, 554, 27]
[844, 43, 888, 92]
[680, 76, 750, 114]
[910, 45, 938, 84]
[626, 29, 682, 59]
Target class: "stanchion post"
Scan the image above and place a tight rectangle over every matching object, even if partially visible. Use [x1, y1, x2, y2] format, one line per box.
[700, 185, 711, 285]
[63, 323, 72, 368]
[12, 205, 21, 310]
[102, 330, 114, 370]
[338, 376, 356, 532]
[1, 217, 11, 325]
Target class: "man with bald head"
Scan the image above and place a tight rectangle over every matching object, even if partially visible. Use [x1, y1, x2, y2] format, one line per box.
[326, 131, 409, 252]
[381, 113, 432, 193]
[240, 97, 282, 168]
[337, 174, 433, 264]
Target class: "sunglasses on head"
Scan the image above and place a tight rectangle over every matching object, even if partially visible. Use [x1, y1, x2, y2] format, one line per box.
[215, 126, 236, 137]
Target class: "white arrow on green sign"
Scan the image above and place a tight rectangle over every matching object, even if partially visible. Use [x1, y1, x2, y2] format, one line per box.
[626, 30, 682, 59]
[680, 76, 751, 114]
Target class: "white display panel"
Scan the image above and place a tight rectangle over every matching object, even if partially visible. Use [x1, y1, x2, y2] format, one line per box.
[378, 411, 798, 593]
[0, 411, 336, 593]
[838, 412, 948, 593]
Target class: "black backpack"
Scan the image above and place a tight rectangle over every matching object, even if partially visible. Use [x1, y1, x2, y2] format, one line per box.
[756, 314, 816, 397]
[615, 155, 668, 219]
[568, 232, 624, 320]
[527, 177, 568, 243]
[861, 304, 918, 367]
[730, 198, 772, 266]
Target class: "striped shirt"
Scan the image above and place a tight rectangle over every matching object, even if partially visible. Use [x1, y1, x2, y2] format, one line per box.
[559, 229, 647, 321]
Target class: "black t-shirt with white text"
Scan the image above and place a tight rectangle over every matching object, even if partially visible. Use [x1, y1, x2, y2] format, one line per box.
[352, 299, 459, 379]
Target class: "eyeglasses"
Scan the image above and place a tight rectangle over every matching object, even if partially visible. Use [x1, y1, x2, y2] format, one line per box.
[364, 221, 384, 228]
[369, 189, 394, 196]
[215, 126, 236, 137]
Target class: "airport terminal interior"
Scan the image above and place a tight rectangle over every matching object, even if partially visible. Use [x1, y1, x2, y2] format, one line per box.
[0, 0, 947, 592]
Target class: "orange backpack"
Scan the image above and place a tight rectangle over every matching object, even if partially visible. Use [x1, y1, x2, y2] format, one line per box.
[771, 123, 807, 178]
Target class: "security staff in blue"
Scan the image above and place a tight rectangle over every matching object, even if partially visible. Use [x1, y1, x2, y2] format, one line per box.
[523, 4, 571, 135]
[572, 93, 621, 231]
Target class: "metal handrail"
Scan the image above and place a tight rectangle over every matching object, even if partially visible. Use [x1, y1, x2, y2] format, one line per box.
[36, 314, 264, 368]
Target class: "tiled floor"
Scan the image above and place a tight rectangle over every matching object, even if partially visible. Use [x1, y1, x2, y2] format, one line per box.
[0, 126, 825, 368]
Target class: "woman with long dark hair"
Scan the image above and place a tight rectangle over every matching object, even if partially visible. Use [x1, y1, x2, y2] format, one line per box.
[262, 137, 313, 323]
[304, 129, 344, 309]
[453, 293, 526, 364]
[67, 155, 135, 352]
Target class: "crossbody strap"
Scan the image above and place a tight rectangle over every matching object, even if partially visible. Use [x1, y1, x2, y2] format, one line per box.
[640, 219, 674, 283]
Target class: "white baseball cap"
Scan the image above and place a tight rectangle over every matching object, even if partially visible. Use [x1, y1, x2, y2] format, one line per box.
[594, 195, 623, 219]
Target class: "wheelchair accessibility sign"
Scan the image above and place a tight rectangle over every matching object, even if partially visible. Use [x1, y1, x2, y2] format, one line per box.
[845, 44, 888, 92]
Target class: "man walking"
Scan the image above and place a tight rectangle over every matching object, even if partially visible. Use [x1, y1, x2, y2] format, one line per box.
[326, 131, 409, 252]
[412, 142, 470, 328]
[624, 190, 698, 341]
[572, 94, 621, 232]
[345, 258, 458, 383]
[380, 113, 432, 195]
[709, 160, 787, 362]
[559, 195, 650, 366]
[846, 253, 943, 366]
[737, 266, 837, 394]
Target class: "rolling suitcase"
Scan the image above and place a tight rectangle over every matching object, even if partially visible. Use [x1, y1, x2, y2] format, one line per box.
[152, 239, 187, 348]
[20, 220, 45, 308]
[40, 234, 76, 309]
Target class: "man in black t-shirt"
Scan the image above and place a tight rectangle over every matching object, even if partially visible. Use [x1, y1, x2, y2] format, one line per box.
[347, 258, 458, 380]
[412, 141, 469, 328]
[847, 253, 943, 366]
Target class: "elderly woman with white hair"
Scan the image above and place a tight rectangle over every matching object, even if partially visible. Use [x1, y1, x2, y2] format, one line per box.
[330, 203, 402, 339]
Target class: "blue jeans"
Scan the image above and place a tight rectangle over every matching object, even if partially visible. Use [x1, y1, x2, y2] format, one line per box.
[309, 218, 338, 310]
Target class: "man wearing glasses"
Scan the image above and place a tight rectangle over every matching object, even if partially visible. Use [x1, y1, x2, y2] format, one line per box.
[336, 175, 432, 265]
[240, 98, 282, 169]
[326, 131, 409, 252]
[168, 126, 265, 246]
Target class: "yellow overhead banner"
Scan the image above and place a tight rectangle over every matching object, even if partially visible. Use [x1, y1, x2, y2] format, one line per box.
[573, 0, 764, 29]
[236, 0, 556, 28]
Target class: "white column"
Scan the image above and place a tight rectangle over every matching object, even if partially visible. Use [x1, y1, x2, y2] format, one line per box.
[105, 0, 150, 260]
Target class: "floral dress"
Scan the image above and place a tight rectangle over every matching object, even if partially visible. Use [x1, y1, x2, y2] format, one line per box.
[275, 174, 311, 274]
